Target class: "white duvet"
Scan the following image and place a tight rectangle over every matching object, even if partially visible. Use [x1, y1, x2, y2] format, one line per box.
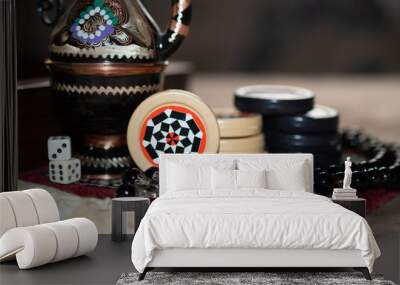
[131, 190, 380, 273]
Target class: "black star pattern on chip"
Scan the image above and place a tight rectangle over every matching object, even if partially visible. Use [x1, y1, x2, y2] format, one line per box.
[142, 108, 204, 164]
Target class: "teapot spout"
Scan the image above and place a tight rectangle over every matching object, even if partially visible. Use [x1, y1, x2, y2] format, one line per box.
[157, 0, 192, 61]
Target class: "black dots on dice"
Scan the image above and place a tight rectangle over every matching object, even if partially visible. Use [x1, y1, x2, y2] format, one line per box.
[50, 164, 55, 169]
[62, 143, 67, 148]
[59, 165, 62, 169]
[52, 154, 57, 159]
[57, 148, 62, 153]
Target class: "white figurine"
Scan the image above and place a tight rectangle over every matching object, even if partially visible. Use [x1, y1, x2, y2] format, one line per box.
[343, 156, 353, 189]
[332, 156, 357, 199]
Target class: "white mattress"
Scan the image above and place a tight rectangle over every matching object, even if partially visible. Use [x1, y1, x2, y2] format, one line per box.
[131, 190, 380, 273]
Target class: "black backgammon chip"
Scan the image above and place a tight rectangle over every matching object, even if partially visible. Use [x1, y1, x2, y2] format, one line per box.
[234, 85, 314, 115]
[266, 141, 342, 155]
[266, 131, 341, 148]
[263, 104, 339, 134]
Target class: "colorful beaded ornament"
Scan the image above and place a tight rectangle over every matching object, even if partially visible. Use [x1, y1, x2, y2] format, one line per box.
[70, 0, 119, 46]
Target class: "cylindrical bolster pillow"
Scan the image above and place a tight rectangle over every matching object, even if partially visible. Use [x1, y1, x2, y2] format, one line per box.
[0, 196, 17, 237]
[42, 221, 79, 263]
[0, 189, 59, 239]
[0, 192, 39, 227]
[63, 218, 98, 257]
[0, 226, 57, 268]
[23, 189, 60, 224]
[0, 218, 98, 269]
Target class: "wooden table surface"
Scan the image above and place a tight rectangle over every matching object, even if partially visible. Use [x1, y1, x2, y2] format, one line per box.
[192, 74, 400, 142]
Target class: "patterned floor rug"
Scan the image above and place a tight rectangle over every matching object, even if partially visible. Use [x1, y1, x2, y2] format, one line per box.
[116, 272, 396, 285]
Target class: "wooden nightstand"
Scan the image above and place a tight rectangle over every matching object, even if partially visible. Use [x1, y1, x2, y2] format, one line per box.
[331, 198, 366, 218]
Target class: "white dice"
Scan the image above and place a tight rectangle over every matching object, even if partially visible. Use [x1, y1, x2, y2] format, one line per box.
[48, 136, 71, 160]
[49, 158, 81, 184]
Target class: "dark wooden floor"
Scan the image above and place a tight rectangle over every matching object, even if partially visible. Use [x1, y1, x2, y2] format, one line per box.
[0, 235, 134, 285]
[1, 234, 398, 284]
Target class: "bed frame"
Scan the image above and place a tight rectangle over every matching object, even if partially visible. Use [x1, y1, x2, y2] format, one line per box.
[139, 154, 371, 280]
[139, 248, 371, 280]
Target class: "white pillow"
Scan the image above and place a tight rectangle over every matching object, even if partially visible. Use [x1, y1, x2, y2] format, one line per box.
[167, 163, 211, 191]
[211, 169, 267, 190]
[238, 159, 307, 191]
[166, 159, 237, 192]
[236, 169, 267, 189]
[211, 168, 236, 190]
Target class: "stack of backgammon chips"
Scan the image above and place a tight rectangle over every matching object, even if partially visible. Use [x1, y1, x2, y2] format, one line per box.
[214, 108, 264, 153]
[332, 188, 358, 200]
[234, 85, 341, 168]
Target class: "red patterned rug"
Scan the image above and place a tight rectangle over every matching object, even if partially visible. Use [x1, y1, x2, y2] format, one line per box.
[19, 166, 116, 199]
[360, 189, 400, 214]
[20, 166, 400, 213]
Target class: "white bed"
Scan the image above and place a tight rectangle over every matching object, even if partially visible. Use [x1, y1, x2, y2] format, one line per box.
[131, 154, 380, 280]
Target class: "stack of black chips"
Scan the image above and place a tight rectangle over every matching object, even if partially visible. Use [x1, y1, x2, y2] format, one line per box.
[234, 85, 341, 168]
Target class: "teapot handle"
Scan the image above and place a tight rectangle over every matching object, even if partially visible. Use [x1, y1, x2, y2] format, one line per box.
[37, 0, 63, 26]
[157, 0, 192, 61]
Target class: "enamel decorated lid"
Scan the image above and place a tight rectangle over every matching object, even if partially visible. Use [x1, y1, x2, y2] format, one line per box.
[127, 90, 220, 171]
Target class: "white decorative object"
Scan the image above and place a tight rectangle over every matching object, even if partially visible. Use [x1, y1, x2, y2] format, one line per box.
[48, 136, 72, 161]
[343, 156, 353, 189]
[49, 158, 81, 184]
[0, 189, 98, 269]
[332, 157, 358, 200]
[0, 218, 97, 269]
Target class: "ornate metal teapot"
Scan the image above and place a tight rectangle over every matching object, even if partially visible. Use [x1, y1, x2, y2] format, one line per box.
[43, 0, 192, 186]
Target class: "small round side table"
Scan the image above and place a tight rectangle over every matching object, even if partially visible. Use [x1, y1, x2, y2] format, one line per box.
[111, 197, 150, 242]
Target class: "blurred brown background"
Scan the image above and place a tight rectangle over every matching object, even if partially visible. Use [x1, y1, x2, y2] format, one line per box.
[18, 0, 400, 78]
[16, 3, 400, 273]
[17, 0, 400, 171]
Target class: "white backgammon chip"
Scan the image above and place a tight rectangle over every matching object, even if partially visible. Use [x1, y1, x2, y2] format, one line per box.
[213, 108, 262, 139]
[234, 85, 314, 115]
[127, 89, 220, 171]
[219, 134, 265, 153]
